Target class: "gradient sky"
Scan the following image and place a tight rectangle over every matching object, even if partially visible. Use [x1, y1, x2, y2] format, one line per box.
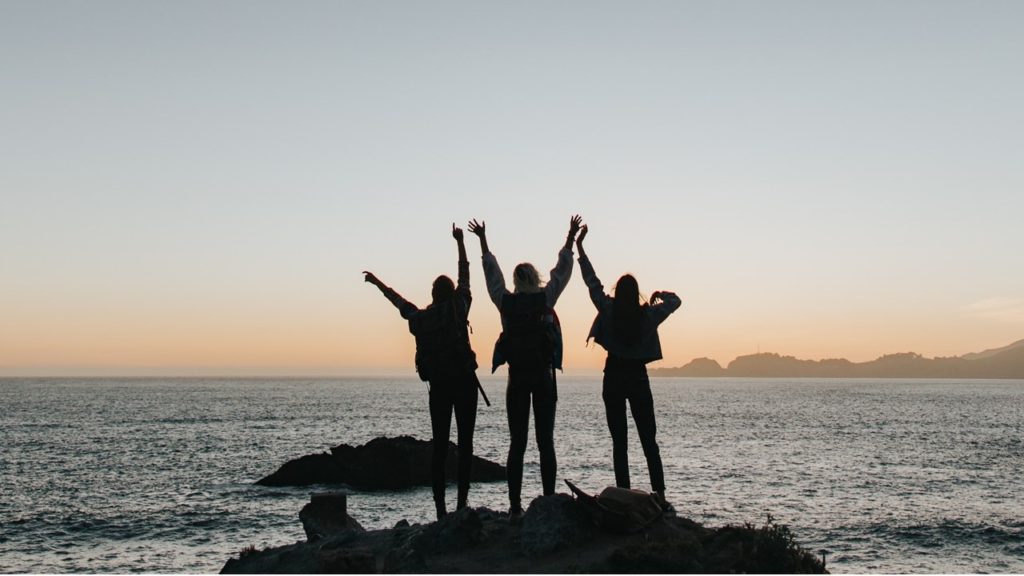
[2, 0, 1023, 376]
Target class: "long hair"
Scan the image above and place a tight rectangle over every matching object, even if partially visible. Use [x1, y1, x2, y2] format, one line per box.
[513, 263, 544, 294]
[431, 275, 455, 305]
[613, 274, 644, 345]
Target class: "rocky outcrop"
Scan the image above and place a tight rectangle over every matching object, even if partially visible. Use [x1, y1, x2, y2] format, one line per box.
[222, 493, 828, 574]
[299, 492, 364, 542]
[519, 494, 595, 556]
[256, 435, 506, 489]
[651, 341, 1024, 379]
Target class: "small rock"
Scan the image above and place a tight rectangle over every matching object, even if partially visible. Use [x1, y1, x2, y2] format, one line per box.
[435, 507, 484, 551]
[298, 492, 364, 542]
[520, 494, 596, 556]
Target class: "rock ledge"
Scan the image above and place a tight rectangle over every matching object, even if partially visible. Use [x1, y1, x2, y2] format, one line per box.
[223, 492, 827, 574]
[256, 435, 506, 489]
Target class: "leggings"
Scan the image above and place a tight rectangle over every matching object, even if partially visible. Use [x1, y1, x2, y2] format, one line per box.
[428, 370, 480, 513]
[602, 356, 665, 493]
[505, 363, 557, 511]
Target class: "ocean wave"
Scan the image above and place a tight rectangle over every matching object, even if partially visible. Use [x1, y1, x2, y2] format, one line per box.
[876, 519, 1022, 547]
[5, 377, 1024, 573]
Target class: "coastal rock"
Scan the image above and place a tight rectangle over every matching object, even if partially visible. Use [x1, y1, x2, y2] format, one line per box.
[222, 491, 828, 574]
[519, 494, 595, 556]
[650, 339, 1024, 379]
[256, 435, 507, 489]
[299, 492, 364, 542]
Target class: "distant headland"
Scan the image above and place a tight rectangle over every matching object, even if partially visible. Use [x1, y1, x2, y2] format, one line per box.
[652, 339, 1024, 379]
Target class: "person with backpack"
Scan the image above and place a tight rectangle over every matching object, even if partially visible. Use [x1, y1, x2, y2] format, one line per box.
[574, 224, 681, 511]
[363, 224, 481, 519]
[467, 215, 583, 519]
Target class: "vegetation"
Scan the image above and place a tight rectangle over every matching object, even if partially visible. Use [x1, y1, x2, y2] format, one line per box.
[604, 515, 826, 573]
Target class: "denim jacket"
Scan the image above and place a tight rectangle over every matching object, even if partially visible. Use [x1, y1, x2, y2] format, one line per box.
[579, 254, 680, 363]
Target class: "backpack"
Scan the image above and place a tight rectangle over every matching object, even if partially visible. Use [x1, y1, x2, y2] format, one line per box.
[565, 480, 664, 533]
[498, 292, 555, 368]
[408, 300, 474, 382]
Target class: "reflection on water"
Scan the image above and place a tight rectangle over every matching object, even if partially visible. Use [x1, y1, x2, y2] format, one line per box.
[1, 377, 1022, 573]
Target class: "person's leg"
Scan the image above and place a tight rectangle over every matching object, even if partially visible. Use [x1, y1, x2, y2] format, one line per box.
[602, 370, 631, 489]
[428, 384, 455, 519]
[505, 370, 531, 514]
[453, 372, 479, 510]
[532, 367, 557, 496]
[628, 371, 665, 494]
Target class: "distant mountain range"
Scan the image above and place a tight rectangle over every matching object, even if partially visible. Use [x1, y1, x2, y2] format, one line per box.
[651, 339, 1024, 379]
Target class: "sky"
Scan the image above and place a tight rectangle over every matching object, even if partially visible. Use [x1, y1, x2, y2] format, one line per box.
[2, 0, 1023, 376]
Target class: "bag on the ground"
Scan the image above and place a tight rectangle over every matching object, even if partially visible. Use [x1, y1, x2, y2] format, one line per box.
[565, 480, 663, 533]
[408, 300, 473, 382]
[497, 292, 555, 367]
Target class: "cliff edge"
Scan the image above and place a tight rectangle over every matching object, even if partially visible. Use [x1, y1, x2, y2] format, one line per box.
[222, 492, 827, 574]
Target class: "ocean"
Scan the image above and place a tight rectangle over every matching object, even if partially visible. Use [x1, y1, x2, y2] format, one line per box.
[1, 377, 1022, 573]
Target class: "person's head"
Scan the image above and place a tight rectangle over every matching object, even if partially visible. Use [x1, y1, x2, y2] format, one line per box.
[431, 275, 455, 304]
[513, 263, 543, 294]
[614, 274, 640, 304]
[613, 274, 644, 344]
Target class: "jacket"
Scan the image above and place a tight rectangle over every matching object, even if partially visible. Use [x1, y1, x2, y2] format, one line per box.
[482, 247, 574, 372]
[579, 254, 680, 363]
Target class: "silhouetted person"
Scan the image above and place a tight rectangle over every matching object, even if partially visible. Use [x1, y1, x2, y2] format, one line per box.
[468, 215, 582, 518]
[363, 224, 480, 519]
[575, 224, 681, 510]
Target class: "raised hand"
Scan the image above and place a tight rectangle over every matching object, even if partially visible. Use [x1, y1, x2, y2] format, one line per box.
[562, 214, 584, 251]
[452, 222, 464, 241]
[568, 214, 583, 238]
[362, 271, 382, 287]
[468, 218, 490, 254]
[576, 224, 588, 245]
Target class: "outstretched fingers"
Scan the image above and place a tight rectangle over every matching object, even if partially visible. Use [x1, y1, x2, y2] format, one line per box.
[569, 214, 583, 236]
[468, 218, 486, 236]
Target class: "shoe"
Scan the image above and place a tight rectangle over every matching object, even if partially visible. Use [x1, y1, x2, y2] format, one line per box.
[508, 505, 524, 524]
[655, 491, 676, 516]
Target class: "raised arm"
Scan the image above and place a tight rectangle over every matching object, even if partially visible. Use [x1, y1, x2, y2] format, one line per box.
[363, 271, 418, 319]
[575, 225, 610, 309]
[575, 224, 588, 261]
[648, 290, 682, 325]
[468, 218, 489, 255]
[544, 214, 582, 306]
[469, 218, 508, 308]
[452, 223, 470, 300]
[562, 214, 582, 252]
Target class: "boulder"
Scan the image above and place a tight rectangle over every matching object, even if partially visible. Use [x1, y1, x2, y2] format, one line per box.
[519, 494, 596, 556]
[257, 435, 506, 489]
[299, 492, 364, 542]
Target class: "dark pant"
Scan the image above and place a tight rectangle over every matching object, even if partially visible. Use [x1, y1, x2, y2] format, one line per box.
[506, 363, 557, 511]
[602, 357, 665, 493]
[428, 370, 480, 514]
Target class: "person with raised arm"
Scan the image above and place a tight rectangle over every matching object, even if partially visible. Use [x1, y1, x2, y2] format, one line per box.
[363, 224, 483, 519]
[575, 224, 682, 511]
[467, 215, 582, 519]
